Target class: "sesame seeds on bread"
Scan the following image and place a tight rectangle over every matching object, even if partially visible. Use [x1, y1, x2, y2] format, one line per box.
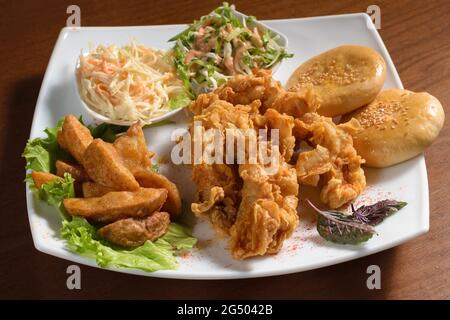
[287, 45, 386, 117]
[342, 89, 445, 167]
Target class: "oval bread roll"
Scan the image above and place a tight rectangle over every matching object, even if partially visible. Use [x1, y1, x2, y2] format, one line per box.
[342, 89, 445, 167]
[287, 45, 386, 117]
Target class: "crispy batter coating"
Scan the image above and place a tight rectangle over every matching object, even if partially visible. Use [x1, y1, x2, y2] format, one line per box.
[260, 108, 296, 162]
[135, 169, 182, 219]
[191, 164, 241, 235]
[56, 160, 90, 182]
[211, 70, 317, 117]
[63, 188, 167, 223]
[295, 113, 365, 208]
[113, 123, 153, 175]
[81, 139, 140, 191]
[230, 157, 299, 259]
[57, 115, 93, 163]
[97, 211, 170, 247]
[187, 72, 365, 259]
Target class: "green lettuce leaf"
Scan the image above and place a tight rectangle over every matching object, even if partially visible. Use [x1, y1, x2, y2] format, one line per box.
[61, 217, 196, 272]
[22, 118, 73, 175]
[161, 223, 198, 250]
[37, 173, 75, 217]
[168, 93, 191, 110]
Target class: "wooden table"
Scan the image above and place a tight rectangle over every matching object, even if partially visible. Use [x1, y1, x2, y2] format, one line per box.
[1, 0, 448, 299]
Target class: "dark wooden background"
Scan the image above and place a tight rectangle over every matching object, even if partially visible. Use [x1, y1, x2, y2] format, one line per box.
[0, 0, 448, 299]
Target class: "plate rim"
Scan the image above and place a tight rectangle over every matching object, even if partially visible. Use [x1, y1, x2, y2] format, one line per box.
[25, 12, 430, 280]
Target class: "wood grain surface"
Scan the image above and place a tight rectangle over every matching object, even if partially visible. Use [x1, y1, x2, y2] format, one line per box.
[0, 0, 448, 299]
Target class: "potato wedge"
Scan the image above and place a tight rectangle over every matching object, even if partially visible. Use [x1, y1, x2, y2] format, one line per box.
[63, 188, 167, 223]
[56, 160, 89, 182]
[31, 171, 63, 189]
[57, 115, 93, 163]
[97, 212, 170, 247]
[82, 182, 116, 198]
[81, 139, 140, 191]
[135, 169, 182, 219]
[113, 123, 153, 175]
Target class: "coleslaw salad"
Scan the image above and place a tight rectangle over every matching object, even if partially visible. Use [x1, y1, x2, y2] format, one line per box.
[77, 41, 190, 124]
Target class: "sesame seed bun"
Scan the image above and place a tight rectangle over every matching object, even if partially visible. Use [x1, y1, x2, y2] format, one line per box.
[287, 45, 386, 117]
[342, 89, 445, 168]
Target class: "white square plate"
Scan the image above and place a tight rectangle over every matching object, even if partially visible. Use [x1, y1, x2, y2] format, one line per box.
[26, 13, 429, 279]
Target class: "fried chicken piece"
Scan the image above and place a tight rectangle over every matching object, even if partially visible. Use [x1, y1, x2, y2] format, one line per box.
[191, 164, 241, 235]
[230, 157, 299, 259]
[63, 188, 167, 223]
[113, 123, 154, 175]
[295, 145, 332, 186]
[260, 108, 296, 162]
[81, 139, 140, 191]
[135, 169, 182, 219]
[57, 115, 93, 163]
[31, 171, 62, 188]
[56, 160, 90, 182]
[210, 70, 317, 117]
[97, 211, 170, 247]
[295, 113, 365, 208]
[192, 97, 259, 131]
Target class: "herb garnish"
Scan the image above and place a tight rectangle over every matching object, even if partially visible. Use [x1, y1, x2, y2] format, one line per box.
[308, 199, 407, 245]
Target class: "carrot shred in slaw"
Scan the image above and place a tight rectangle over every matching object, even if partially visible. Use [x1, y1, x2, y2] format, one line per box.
[77, 41, 190, 123]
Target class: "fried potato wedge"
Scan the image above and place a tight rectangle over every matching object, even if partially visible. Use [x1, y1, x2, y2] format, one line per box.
[82, 139, 140, 191]
[63, 188, 168, 223]
[135, 169, 182, 219]
[56, 160, 89, 182]
[31, 171, 63, 189]
[113, 123, 153, 175]
[97, 212, 170, 247]
[57, 115, 93, 163]
[82, 182, 116, 198]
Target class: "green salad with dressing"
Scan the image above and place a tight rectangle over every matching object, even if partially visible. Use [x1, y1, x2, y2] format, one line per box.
[170, 2, 293, 97]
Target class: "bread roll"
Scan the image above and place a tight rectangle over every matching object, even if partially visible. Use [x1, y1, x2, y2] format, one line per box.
[342, 89, 445, 167]
[287, 45, 386, 117]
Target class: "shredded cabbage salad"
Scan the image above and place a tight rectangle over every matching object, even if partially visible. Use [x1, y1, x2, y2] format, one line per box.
[77, 41, 190, 123]
[170, 3, 293, 97]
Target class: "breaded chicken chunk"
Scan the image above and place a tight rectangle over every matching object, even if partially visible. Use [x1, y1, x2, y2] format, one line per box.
[230, 156, 299, 259]
[191, 164, 241, 235]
